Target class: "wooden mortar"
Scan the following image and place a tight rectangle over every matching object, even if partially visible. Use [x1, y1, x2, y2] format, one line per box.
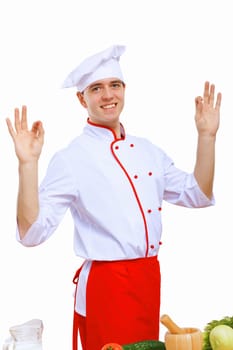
[160, 314, 203, 350]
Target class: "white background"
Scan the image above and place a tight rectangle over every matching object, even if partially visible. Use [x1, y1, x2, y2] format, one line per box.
[0, 0, 232, 348]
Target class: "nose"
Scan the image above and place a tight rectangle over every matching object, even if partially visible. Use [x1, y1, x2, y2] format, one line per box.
[102, 86, 113, 99]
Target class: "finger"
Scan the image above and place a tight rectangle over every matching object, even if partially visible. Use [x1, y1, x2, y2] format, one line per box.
[37, 122, 45, 143]
[215, 92, 222, 110]
[209, 84, 215, 106]
[38, 121, 45, 136]
[203, 81, 210, 104]
[14, 108, 21, 132]
[31, 121, 44, 139]
[5, 118, 16, 139]
[31, 121, 40, 134]
[195, 96, 203, 105]
[195, 96, 203, 112]
[21, 105, 28, 130]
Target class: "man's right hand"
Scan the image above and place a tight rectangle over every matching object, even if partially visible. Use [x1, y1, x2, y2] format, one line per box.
[6, 105, 44, 237]
[6, 105, 44, 163]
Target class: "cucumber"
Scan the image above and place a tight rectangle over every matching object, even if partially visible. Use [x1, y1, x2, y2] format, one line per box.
[122, 340, 166, 350]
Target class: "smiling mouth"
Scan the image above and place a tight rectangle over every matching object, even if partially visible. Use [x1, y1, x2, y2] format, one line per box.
[101, 103, 116, 109]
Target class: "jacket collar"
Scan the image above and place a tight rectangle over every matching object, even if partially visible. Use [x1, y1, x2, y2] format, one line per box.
[84, 119, 125, 141]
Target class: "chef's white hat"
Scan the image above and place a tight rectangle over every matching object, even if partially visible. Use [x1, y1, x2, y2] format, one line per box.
[62, 45, 126, 92]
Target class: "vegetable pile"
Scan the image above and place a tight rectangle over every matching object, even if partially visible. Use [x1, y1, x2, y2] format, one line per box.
[101, 339, 165, 350]
[203, 316, 233, 350]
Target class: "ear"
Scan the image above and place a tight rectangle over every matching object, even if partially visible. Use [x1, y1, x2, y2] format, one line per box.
[76, 92, 87, 108]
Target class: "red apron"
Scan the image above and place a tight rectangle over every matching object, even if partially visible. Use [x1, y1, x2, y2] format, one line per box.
[73, 256, 160, 350]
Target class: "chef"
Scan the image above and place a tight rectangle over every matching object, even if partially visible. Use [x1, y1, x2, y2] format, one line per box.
[6, 45, 221, 350]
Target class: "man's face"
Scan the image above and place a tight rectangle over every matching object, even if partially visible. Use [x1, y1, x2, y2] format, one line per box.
[77, 78, 125, 129]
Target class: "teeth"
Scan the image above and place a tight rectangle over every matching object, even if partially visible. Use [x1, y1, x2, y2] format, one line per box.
[102, 104, 115, 109]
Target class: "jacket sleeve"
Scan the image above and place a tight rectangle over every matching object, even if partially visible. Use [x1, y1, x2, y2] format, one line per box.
[163, 159, 215, 208]
[16, 152, 78, 247]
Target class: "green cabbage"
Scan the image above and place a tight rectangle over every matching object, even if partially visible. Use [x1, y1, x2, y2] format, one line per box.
[209, 324, 233, 350]
[203, 316, 233, 350]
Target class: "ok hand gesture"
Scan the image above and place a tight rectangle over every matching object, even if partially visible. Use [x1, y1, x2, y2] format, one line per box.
[6, 105, 44, 164]
[195, 81, 222, 138]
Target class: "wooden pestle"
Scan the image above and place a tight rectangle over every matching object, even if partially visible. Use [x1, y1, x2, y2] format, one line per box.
[160, 314, 186, 334]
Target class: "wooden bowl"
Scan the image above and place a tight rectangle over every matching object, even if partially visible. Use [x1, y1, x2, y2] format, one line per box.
[164, 327, 203, 350]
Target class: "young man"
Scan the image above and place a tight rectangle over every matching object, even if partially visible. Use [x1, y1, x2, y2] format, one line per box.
[6, 45, 221, 350]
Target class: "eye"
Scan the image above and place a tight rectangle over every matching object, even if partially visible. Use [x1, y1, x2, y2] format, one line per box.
[90, 85, 101, 92]
[111, 82, 122, 89]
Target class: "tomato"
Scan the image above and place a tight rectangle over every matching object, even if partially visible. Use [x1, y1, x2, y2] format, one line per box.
[101, 343, 123, 350]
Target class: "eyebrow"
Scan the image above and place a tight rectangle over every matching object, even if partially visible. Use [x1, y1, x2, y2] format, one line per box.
[88, 80, 123, 89]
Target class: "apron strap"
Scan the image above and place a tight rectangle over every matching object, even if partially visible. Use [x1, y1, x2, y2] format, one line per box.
[72, 264, 84, 350]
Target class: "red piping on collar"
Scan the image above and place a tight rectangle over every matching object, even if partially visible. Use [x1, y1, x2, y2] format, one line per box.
[87, 118, 125, 140]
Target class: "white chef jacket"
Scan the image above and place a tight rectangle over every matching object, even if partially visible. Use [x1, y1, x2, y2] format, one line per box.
[17, 121, 214, 315]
